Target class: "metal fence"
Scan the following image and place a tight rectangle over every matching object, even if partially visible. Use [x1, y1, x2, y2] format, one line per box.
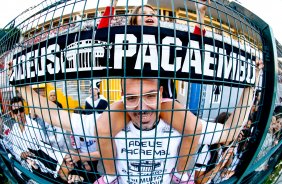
[0, 0, 280, 183]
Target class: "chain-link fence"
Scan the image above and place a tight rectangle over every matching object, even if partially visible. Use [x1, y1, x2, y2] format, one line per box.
[0, 0, 280, 183]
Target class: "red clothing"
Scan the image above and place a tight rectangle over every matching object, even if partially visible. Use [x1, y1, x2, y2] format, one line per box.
[97, 6, 206, 36]
[193, 24, 206, 36]
[98, 6, 115, 29]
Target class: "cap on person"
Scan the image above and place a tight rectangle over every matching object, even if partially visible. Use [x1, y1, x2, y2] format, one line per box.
[274, 105, 282, 119]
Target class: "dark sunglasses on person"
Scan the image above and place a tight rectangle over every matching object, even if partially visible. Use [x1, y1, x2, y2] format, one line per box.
[12, 107, 25, 114]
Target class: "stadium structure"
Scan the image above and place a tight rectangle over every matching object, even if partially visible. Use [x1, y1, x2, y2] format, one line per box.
[0, 0, 281, 183]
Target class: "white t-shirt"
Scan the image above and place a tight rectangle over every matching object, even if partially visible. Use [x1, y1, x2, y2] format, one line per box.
[115, 119, 183, 184]
[70, 113, 100, 153]
[193, 121, 224, 172]
[114, 119, 223, 184]
[199, 120, 224, 145]
[45, 123, 67, 150]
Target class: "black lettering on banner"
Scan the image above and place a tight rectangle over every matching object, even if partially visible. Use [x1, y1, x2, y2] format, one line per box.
[128, 140, 162, 148]
[121, 148, 168, 156]
[9, 26, 259, 87]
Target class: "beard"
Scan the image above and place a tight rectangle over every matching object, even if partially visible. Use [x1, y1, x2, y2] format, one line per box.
[131, 111, 159, 130]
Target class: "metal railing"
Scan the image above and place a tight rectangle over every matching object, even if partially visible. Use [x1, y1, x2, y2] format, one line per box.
[0, 0, 280, 183]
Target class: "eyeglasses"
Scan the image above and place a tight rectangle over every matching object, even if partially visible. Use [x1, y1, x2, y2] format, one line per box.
[122, 91, 160, 108]
[12, 107, 24, 114]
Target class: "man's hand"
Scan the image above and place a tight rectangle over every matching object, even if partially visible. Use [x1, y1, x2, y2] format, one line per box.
[7, 60, 13, 79]
[68, 174, 84, 184]
[255, 59, 264, 80]
[219, 147, 235, 168]
[196, 0, 210, 14]
[195, 0, 211, 24]
[20, 151, 34, 160]
[26, 158, 39, 169]
[64, 152, 80, 165]
[112, 0, 118, 7]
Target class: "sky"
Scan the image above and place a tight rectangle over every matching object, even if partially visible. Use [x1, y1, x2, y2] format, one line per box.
[0, 0, 281, 44]
[238, 0, 282, 44]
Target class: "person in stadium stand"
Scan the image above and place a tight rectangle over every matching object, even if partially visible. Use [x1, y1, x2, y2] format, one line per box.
[223, 115, 280, 183]
[274, 105, 282, 141]
[48, 90, 63, 108]
[7, 96, 71, 182]
[84, 83, 108, 115]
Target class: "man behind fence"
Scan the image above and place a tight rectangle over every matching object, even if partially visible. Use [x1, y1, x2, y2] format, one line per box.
[100, 77, 255, 184]
[110, 78, 193, 184]
[10, 57, 264, 183]
[7, 97, 70, 181]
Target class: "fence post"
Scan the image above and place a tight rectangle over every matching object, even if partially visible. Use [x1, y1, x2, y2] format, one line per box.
[229, 2, 278, 183]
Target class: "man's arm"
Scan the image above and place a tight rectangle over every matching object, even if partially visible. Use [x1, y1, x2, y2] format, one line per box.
[97, 0, 118, 29]
[18, 86, 72, 131]
[65, 151, 100, 164]
[195, 147, 235, 184]
[193, 0, 210, 36]
[220, 60, 264, 143]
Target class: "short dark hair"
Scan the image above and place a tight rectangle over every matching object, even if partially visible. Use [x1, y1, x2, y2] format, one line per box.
[214, 112, 231, 124]
[120, 78, 161, 92]
[274, 105, 282, 119]
[10, 96, 24, 110]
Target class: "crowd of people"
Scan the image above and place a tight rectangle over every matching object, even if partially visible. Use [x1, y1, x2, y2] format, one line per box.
[0, 80, 109, 183]
[0, 0, 277, 184]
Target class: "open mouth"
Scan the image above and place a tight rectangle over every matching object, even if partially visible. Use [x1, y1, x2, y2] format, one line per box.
[145, 19, 155, 24]
[135, 112, 153, 122]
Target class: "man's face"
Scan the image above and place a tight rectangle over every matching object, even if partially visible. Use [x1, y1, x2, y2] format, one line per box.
[270, 116, 281, 134]
[122, 79, 163, 130]
[90, 88, 99, 101]
[49, 92, 56, 102]
[93, 88, 98, 100]
[11, 101, 26, 123]
[274, 117, 282, 133]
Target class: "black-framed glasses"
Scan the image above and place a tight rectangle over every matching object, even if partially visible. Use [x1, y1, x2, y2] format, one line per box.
[12, 107, 24, 114]
[122, 91, 160, 108]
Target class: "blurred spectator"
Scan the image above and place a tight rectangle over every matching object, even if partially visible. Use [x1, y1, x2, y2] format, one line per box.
[274, 105, 282, 140]
[15, 89, 22, 98]
[84, 84, 108, 115]
[255, 116, 279, 171]
[8, 97, 73, 182]
[111, 16, 126, 26]
[48, 90, 63, 108]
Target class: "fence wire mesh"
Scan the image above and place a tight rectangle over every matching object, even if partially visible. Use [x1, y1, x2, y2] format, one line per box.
[0, 0, 279, 184]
